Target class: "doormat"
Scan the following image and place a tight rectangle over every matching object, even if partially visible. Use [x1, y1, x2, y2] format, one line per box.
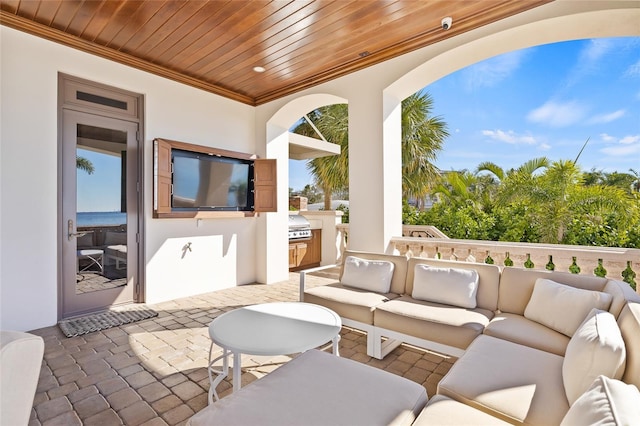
[58, 306, 158, 338]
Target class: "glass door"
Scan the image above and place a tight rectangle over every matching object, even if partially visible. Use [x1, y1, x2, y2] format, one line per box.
[61, 109, 138, 318]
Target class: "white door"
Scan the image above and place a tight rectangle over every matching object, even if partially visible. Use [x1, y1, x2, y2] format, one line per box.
[61, 109, 139, 318]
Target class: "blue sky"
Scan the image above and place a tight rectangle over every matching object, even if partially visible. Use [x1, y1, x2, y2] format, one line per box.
[289, 37, 640, 191]
[77, 148, 122, 212]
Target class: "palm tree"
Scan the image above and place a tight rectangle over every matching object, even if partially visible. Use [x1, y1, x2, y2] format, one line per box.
[432, 171, 479, 208]
[76, 156, 94, 174]
[402, 92, 449, 207]
[531, 159, 582, 243]
[292, 91, 448, 210]
[293, 104, 349, 210]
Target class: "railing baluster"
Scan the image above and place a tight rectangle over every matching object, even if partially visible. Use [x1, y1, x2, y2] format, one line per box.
[545, 255, 555, 271]
[569, 256, 581, 274]
[504, 252, 514, 267]
[594, 259, 607, 277]
[622, 261, 637, 290]
[524, 254, 534, 269]
[466, 249, 475, 263]
[485, 251, 494, 264]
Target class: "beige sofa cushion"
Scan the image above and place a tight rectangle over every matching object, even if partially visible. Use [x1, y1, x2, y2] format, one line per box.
[187, 349, 428, 426]
[374, 296, 493, 350]
[340, 250, 409, 295]
[563, 309, 626, 405]
[618, 302, 640, 389]
[498, 267, 608, 315]
[414, 395, 511, 426]
[341, 255, 395, 293]
[412, 265, 479, 309]
[304, 283, 396, 325]
[437, 335, 569, 425]
[524, 278, 612, 337]
[407, 258, 500, 311]
[561, 375, 640, 426]
[484, 313, 570, 356]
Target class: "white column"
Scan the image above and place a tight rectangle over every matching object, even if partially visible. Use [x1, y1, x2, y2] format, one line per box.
[348, 90, 403, 253]
[255, 124, 289, 284]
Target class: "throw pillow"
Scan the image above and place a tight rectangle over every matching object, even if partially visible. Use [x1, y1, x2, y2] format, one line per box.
[562, 309, 626, 405]
[561, 375, 640, 425]
[340, 256, 395, 293]
[524, 278, 612, 337]
[411, 265, 479, 309]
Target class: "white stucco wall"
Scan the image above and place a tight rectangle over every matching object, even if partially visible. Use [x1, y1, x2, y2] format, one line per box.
[0, 27, 257, 331]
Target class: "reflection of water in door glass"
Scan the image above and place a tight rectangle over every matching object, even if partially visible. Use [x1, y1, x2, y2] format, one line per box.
[75, 124, 128, 294]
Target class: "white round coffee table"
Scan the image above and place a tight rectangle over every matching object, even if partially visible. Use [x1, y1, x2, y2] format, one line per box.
[207, 302, 341, 403]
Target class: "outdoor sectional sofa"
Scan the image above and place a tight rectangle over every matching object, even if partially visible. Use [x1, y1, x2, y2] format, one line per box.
[188, 250, 640, 425]
[301, 252, 640, 425]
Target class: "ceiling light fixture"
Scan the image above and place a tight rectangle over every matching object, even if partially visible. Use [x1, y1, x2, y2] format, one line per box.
[253, 66, 266, 73]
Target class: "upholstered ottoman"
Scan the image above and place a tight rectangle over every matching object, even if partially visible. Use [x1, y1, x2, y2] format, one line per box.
[187, 349, 428, 426]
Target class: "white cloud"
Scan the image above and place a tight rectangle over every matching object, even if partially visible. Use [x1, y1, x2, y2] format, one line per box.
[527, 100, 587, 127]
[600, 133, 616, 143]
[539, 143, 551, 151]
[580, 39, 613, 63]
[482, 129, 537, 145]
[601, 144, 640, 156]
[599, 133, 640, 157]
[462, 50, 527, 90]
[587, 109, 625, 124]
[625, 59, 640, 77]
[620, 135, 640, 145]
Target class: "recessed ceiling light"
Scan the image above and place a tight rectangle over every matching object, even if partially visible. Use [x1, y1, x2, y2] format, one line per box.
[253, 66, 266, 73]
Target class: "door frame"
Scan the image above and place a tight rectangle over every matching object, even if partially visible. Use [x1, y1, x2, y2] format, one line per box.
[57, 74, 145, 319]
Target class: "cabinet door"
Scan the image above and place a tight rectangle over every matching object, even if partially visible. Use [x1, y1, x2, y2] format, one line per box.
[299, 230, 321, 268]
[288, 243, 297, 268]
[296, 243, 307, 267]
[254, 159, 277, 212]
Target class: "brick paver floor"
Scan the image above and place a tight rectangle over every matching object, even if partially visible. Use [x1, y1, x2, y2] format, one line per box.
[28, 270, 456, 426]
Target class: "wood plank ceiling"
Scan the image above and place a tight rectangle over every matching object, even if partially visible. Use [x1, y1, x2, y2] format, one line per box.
[0, 0, 551, 106]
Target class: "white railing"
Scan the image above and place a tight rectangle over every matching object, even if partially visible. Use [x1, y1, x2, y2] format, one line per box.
[335, 224, 639, 287]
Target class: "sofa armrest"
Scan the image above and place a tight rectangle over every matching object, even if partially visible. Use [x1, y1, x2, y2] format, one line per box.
[1, 331, 45, 426]
[299, 264, 338, 301]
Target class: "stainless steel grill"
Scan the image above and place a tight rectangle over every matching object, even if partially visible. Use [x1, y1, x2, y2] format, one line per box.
[288, 215, 312, 240]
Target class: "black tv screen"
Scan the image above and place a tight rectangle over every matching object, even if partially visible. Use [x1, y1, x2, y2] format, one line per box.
[171, 149, 253, 211]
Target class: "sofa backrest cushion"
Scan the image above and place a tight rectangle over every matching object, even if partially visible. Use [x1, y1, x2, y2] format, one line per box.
[406, 258, 500, 311]
[341, 256, 395, 293]
[498, 267, 608, 315]
[340, 251, 408, 295]
[411, 265, 479, 308]
[562, 309, 626, 405]
[76, 232, 94, 249]
[618, 302, 640, 389]
[104, 231, 127, 246]
[560, 375, 640, 426]
[525, 278, 613, 337]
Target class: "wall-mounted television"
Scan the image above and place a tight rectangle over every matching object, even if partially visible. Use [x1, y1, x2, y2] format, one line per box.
[171, 148, 254, 211]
